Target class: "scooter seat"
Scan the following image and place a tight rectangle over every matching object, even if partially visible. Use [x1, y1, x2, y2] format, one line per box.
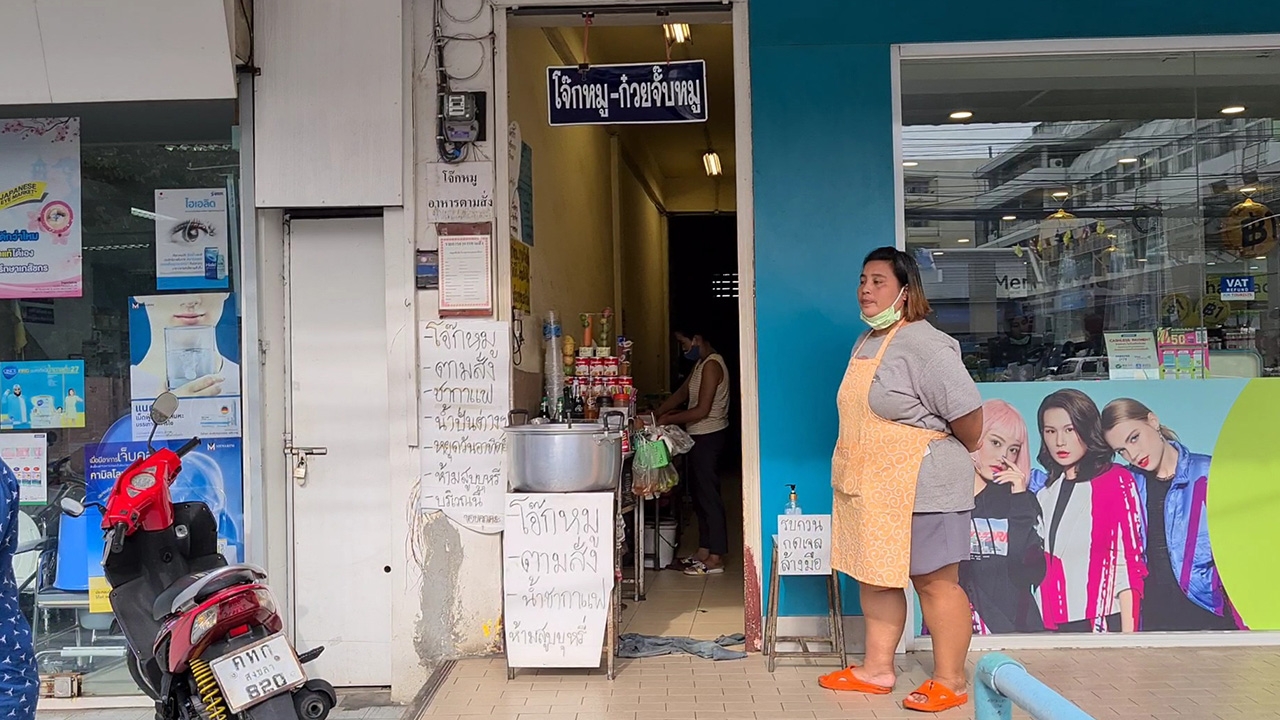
[152, 564, 267, 621]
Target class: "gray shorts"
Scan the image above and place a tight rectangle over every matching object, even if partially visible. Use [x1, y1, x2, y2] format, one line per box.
[909, 511, 971, 577]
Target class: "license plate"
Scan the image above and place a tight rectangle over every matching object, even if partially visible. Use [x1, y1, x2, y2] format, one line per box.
[209, 634, 306, 712]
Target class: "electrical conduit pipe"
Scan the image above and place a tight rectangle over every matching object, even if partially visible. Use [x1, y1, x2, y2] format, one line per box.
[974, 653, 1095, 720]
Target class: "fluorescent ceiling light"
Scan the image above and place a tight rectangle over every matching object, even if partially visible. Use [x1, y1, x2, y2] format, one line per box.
[702, 151, 722, 177]
[1255, 256, 1267, 260]
[1002, 215, 1017, 221]
[933, 251, 944, 255]
[957, 238, 970, 243]
[1222, 105, 1247, 115]
[902, 161, 919, 167]
[663, 23, 691, 44]
[1240, 186, 1258, 194]
[1118, 157, 1139, 164]
[1137, 258, 1148, 262]
[1208, 262, 1216, 266]
[949, 110, 974, 120]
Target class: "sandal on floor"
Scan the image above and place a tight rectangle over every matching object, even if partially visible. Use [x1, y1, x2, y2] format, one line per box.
[682, 560, 725, 576]
[817, 666, 893, 694]
[902, 680, 968, 713]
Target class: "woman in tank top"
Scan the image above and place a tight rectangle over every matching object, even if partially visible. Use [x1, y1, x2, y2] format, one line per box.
[656, 322, 731, 575]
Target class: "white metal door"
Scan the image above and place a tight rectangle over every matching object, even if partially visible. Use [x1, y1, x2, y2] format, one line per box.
[286, 217, 392, 686]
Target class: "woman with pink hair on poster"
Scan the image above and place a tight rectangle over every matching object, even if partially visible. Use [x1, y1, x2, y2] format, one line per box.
[1034, 389, 1147, 633]
[961, 399, 1047, 634]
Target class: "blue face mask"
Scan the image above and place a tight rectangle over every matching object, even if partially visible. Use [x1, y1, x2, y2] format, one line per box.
[685, 345, 701, 361]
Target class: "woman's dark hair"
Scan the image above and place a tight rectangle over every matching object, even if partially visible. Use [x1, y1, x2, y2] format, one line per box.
[862, 246, 932, 321]
[1036, 388, 1114, 484]
[673, 319, 714, 347]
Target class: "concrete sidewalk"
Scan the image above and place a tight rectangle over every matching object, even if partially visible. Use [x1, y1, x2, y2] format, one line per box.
[422, 646, 1280, 719]
[36, 689, 412, 720]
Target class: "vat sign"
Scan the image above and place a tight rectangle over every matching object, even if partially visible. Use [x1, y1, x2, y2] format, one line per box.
[1220, 275, 1256, 301]
[547, 60, 708, 126]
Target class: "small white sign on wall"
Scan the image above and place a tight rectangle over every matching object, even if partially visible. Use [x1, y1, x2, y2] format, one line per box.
[777, 514, 832, 576]
[424, 162, 494, 223]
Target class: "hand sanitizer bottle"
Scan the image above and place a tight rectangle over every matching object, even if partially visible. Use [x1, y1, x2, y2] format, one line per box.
[784, 484, 802, 515]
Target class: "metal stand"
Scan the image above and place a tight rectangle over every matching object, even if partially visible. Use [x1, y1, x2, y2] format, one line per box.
[763, 536, 847, 672]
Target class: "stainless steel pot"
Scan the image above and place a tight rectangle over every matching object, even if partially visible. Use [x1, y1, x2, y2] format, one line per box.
[505, 410, 625, 492]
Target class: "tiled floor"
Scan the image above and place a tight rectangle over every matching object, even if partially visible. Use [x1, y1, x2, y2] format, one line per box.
[622, 561, 746, 641]
[36, 689, 411, 719]
[424, 646, 1280, 720]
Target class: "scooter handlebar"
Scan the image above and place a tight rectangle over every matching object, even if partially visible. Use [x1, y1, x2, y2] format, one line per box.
[176, 437, 200, 457]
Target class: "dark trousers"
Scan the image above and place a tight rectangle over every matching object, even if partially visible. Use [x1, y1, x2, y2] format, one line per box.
[687, 429, 729, 556]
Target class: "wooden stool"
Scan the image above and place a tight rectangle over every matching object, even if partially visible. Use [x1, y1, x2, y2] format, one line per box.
[763, 535, 847, 672]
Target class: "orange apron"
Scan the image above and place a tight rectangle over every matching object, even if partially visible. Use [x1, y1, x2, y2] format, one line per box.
[830, 322, 948, 589]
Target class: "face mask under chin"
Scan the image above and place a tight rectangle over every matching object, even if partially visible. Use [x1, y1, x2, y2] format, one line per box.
[860, 288, 906, 330]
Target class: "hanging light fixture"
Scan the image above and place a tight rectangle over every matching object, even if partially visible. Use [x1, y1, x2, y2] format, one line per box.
[664, 23, 691, 44]
[703, 151, 722, 177]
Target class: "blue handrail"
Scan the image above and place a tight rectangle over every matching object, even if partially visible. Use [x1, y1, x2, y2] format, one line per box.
[975, 653, 1095, 720]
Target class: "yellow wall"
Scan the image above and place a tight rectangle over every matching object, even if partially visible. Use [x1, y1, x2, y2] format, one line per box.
[508, 28, 671, 402]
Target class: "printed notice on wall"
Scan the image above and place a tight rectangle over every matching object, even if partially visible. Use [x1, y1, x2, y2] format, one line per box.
[504, 493, 613, 668]
[424, 162, 494, 223]
[438, 233, 493, 315]
[0, 433, 46, 504]
[0, 117, 82, 299]
[1104, 331, 1160, 380]
[154, 189, 231, 290]
[418, 320, 510, 533]
[776, 514, 831, 576]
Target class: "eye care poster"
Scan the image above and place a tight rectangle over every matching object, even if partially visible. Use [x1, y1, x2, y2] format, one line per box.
[154, 188, 230, 290]
[0, 117, 82, 298]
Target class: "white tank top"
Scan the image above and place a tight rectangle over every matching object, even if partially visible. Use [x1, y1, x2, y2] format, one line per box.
[686, 353, 730, 436]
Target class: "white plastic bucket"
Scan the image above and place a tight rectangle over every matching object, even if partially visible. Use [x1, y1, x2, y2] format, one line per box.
[644, 519, 678, 569]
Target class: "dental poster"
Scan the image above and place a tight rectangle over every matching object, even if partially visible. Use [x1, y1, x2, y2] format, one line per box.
[1, 360, 85, 429]
[128, 293, 241, 440]
[911, 378, 1280, 638]
[154, 188, 230, 291]
[0, 433, 46, 504]
[85, 436, 245, 612]
[0, 117, 82, 299]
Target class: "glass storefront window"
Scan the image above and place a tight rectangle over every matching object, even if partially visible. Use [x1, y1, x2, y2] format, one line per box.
[900, 51, 1280, 382]
[1, 104, 242, 695]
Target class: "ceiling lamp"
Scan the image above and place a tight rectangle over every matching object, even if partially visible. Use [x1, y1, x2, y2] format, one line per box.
[949, 110, 974, 120]
[903, 161, 919, 168]
[1002, 215, 1017, 221]
[663, 23, 691, 44]
[1222, 105, 1247, 115]
[1118, 157, 1139, 165]
[957, 238, 970, 243]
[1240, 186, 1259, 194]
[1051, 190, 1070, 199]
[702, 151, 722, 177]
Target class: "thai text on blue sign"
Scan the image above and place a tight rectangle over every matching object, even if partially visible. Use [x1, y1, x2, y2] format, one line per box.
[1220, 276, 1256, 301]
[547, 60, 708, 126]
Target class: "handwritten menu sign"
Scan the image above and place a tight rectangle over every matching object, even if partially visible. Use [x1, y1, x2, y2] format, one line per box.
[503, 493, 613, 668]
[777, 514, 832, 576]
[418, 320, 510, 533]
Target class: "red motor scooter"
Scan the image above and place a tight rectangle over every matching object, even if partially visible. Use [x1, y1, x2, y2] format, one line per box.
[65, 393, 335, 720]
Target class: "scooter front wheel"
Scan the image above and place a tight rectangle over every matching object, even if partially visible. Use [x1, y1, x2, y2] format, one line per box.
[292, 688, 332, 720]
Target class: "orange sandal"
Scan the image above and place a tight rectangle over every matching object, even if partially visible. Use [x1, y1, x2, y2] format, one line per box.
[817, 666, 894, 694]
[902, 680, 969, 713]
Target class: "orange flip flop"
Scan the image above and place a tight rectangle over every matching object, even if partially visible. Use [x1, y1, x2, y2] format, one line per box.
[902, 680, 969, 713]
[817, 666, 894, 694]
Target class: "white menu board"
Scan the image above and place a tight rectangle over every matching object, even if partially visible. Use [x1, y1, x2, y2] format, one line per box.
[777, 514, 832, 576]
[504, 493, 613, 669]
[418, 320, 510, 533]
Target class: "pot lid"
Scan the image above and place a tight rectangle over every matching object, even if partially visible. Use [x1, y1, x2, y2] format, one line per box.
[504, 421, 611, 435]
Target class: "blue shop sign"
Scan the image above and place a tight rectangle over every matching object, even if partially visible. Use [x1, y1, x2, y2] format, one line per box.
[547, 60, 708, 126]
[1220, 275, 1256, 301]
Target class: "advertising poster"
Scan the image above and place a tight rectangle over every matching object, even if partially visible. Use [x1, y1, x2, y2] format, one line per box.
[0, 433, 46, 504]
[85, 436, 245, 611]
[0, 117, 82, 299]
[1156, 327, 1209, 380]
[914, 378, 1278, 638]
[128, 293, 241, 440]
[1, 360, 85, 429]
[154, 188, 231, 291]
[1103, 331, 1159, 380]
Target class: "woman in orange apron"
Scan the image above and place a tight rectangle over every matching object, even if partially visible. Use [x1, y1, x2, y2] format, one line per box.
[818, 247, 985, 713]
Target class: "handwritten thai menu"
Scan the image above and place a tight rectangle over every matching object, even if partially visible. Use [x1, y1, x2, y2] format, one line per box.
[777, 514, 832, 576]
[418, 320, 510, 533]
[503, 493, 613, 668]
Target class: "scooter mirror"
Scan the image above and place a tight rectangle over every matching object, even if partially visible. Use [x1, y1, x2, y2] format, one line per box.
[150, 392, 179, 425]
[59, 497, 85, 518]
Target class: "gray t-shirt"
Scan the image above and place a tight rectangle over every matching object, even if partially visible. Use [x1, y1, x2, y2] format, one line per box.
[854, 321, 982, 514]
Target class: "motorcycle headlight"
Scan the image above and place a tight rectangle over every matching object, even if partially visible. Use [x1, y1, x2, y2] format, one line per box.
[190, 606, 219, 645]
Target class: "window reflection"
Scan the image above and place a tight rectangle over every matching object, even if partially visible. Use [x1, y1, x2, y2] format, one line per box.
[901, 51, 1280, 381]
